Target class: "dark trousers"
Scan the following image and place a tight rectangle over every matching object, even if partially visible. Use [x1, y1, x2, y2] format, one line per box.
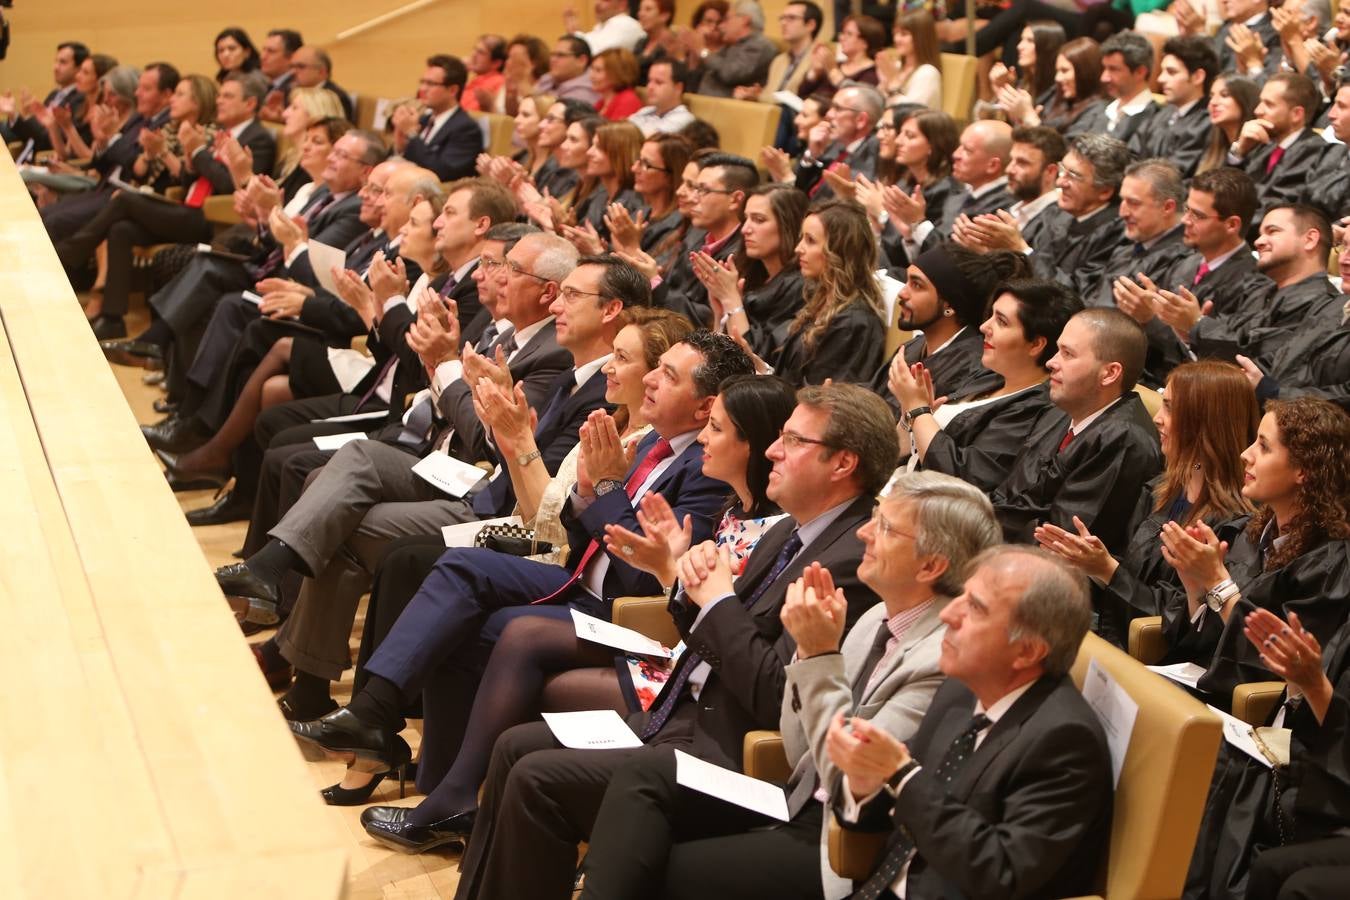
[580, 751, 826, 900]
[41, 187, 113, 242]
[1247, 836, 1350, 900]
[55, 190, 212, 318]
[178, 292, 261, 420]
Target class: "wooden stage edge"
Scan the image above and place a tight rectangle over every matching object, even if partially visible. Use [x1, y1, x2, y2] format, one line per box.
[0, 151, 350, 897]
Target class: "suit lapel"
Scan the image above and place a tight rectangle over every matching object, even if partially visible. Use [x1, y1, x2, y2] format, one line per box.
[855, 604, 945, 706]
[949, 676, 1058, 799]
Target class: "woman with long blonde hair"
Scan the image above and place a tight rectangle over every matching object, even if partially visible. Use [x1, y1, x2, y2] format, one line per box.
[764, 200, 885, 386]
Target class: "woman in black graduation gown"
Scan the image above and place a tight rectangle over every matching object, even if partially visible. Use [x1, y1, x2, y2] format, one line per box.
[750, 200, 886, 386]
[691, 183, 807, 359]
[1183, 598, 1350, 898]
[888, 277, 1078, 493]
[564, 121, 645, 242]
[1161, 397, 1350, 707]
[1036, 360, 1260, 652]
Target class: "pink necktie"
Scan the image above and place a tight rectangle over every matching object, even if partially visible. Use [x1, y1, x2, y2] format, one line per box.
[1193, 262, 1210, 286]
[1266, 146, 1285, 175]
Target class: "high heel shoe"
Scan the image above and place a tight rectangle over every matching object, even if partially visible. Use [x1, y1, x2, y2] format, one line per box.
[319, 763, 408, 806]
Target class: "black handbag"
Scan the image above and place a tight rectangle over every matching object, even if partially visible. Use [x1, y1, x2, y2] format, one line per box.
[474, 522, 553, 557]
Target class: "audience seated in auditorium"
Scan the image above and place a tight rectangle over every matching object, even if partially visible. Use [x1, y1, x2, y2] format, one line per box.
[462, 35, 508, 112]
[390, 55, 483, 182]
[565, 0, 645, 55]
[797, 14, 885, 100]
[878, 9, 942, 110]
[1068, 30, 1161, 143]
[794, 83, 883, 202]
[212, 27, 261, 83]
[692, 0, 779, 98]
[535, 35, 601, 107]
[2, 40, 89, 151]
[287, 46, 356, 121]
[257, 28, 303, 122]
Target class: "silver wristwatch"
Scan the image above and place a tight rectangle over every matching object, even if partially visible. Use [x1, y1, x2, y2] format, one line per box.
[1204, 578, 1239, 613]
[594, 478, 626, 497]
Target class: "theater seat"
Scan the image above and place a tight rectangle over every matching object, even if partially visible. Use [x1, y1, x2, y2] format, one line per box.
[1232, 681, 1285, 726]
[469, 110, 516, 157]
[204, 195, 242, 227]
[683, 95, 781, 164]
[742, 730, 792, 784]
[1127, 616, 1166, 665]
[611, 595, 679, 648]
[1132, 384, 1163, 417]
[827, 633, 1222, 898]
[938, 53, 978, 124]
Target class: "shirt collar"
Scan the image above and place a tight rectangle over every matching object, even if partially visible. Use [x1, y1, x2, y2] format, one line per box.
[967, 175, 1008, 199]
[1279, 128, 1304, 150]
[1069, 395, 1123, 434]
[885, 597, 938, 645]
[1138, 222, 1183, 252]
[1173, 97, 1201, 117]
[449, 255, 478, 286]
[1202, 242, 1246, 268]
[974, 679, 1037, 723]
[1010, 188, 1060, 225]
[703, 224, 740, 254]
[1107, 89, 1153, 120]
[229, 118, 255, 139]
[508, 315, 552, 352]
[574, 352, 611, 390]
[793, 495, 859, 550]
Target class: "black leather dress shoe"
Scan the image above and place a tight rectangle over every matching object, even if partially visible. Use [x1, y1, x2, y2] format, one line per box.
[153, 397, 178, 414]
[142, 415, 209, 454]
[290, 708, 411, 769]
[100, 338, 163, 367]
[156, 449, 229, 490]
[214, 562, 280, 625]
[187, 490, 252, 526]
[360, 806, 475, 853]
[90, 315, 127, 341]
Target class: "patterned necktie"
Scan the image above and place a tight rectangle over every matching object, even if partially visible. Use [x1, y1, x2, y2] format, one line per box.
[532, 437, 676, 606]
[851, 713, 993, 900]
[1266, 145, 1285, 175]
[640, 530, 803, 740]
[1193, 261, 1210, 286]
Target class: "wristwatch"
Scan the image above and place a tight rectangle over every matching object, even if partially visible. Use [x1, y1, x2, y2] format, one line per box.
[903, 405, 933, 429]
[516, 449, 542, 467]
[595, 478, 626, 497]
[884, 759, 921, 798]
[1204, 578, 1239, 613]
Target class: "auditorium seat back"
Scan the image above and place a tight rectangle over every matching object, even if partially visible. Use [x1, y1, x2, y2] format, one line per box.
[683, 94, 782, 164]
[938, 53, 978, 125]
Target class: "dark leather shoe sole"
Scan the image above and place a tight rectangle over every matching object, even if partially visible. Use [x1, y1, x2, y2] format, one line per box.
[187, 496, 252, 526]
[100, 339, 162, 367]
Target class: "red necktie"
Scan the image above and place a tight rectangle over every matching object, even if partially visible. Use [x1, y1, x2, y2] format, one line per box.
[810, 147, 850, 198]
[1265, 146, 1285, 175]
[1192, 262, 1210, 286]
[1057, 427, 1074, 453]
[533, 436, 675, 604]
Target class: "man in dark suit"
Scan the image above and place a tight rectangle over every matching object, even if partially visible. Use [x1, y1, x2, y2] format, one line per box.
[576, 472, 1000, 899]
[1229, 73, 1328, 222]
[794, 83, 882, 203]
[2, 40, 88, 150]
[656, 152, 757, 327]
[287, 46, 355, 121]
[1132, 36, 1218, 179]
[393, 54, 484, 182]
[253, 255, 645, 715]
[258, 28, 303, 123]
[216, 230, 580, 620]
[1068, 31, 1161, 146]
[423, 384, 897, 899]
[40, 62, 177, 245]
[990, 308, 1163, 555]
[1160, 204, 1343, 371]
[831, 545, 1113, 900]
[1301, 80, 1350, 221]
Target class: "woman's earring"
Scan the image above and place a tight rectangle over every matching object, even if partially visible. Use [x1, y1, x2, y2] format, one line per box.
[943, 307, 954, 317]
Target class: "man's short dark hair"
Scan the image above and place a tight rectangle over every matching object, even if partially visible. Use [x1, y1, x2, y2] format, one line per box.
[1010, 125, 1066, 165]
[268, 29, 304, 55]
[650, 58, 690, 87]
[482, 34, 508, 64]
[700, 152, 759, 195]
[792, 1, 825, 37]
[58, 42, 90, 66]
[145, 62, 180, 94]
[1268, 71, 1320, 120]
[1191, 167, 1258, 231]
[427, 54, 469, 92]
[578, 254, 654, 307]
[1267, 203, 1334, 259]
[1161, 34, 1219, 93]
[681, 331, 755, 397]
[558, 34, 593, 63]
[679, 118, 721, 150]
[348, 128, 391, 165]
[1100, 30, 1153, 75]
[1073, 308, 1148, 393]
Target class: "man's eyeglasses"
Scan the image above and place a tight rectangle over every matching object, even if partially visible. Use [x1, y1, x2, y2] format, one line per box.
[360, 183, 387, 197]
[869, 507, 916, 540]
[559, 286, 605, 303]
[690, 184, 734, 198]
[418, 78, 449, 88]
[506, 258, 549, 281]
[1059, 165, 1089, 183]
[778, 429, 835, 451]
[1182, 206, 1220, 222]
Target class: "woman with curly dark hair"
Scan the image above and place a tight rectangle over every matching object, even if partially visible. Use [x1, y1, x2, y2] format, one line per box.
[758, 200, 886, 386]
[1158, 397, 1350, 698]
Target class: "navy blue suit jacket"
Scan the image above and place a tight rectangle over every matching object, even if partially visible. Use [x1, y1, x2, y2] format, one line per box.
[404, 107, 483, 181]
[562, 431, 730, 603]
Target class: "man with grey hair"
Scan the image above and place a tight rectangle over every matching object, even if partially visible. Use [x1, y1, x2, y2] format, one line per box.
[692, 0, 779, 98]
[1094, 158, 1188, 312]
[794, 82, 883, 200]
[830, 544, 1113, 900]
[574, 471, 1000, 898]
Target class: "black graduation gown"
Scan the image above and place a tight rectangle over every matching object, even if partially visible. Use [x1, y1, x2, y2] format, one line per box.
[919, 382, 1052, 493]
[1257, 320, 1350, 413]
[1183, 584, 1350, 899]
[1029, 201, 1125, 300]
[1300, 142, 1350, 221]
[1191, 272, 1343, 369]
[771, 299, 885, 387]
[878, 175, 960, 274]
[1240, 129, 1331, 218]
[534, 157, 580, 203]
[1088, 224, 1190, 310]
[655, 226, 741, 329]
[989, 393, 1164, 553]
[741, 268, 806, 361]
[1130, 100, 1212, 179]
[1068, 95, 1163, 145]
[867, 326, 993, 418]
[573, 186, 643, 241]
[1093, 478, 1250, 652]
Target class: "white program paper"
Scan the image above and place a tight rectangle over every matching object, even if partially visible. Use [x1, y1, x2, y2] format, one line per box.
[1207, 705, 1276, 768]
[771, 90, 804, 113]
[1082, 659, 1138, 787]
[1147, 661, 1208, 689]
[311, 409, 387, 424]
[312, 432, 367, 451]
[441, 515, 522, 548]
[571, 609, 673, 658]
[240, 290, 263, 306]
[542, 710, 643, 750]
[307, 240, 347, 295]
[674, 749, 790, 822]
[411, 452, 489, 497]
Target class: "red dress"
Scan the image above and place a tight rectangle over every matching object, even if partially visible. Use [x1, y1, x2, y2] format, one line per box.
[597, 88, 643, 121]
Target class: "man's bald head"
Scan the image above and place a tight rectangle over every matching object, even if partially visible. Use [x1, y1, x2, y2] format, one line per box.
[952, 120, 1012, 188]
